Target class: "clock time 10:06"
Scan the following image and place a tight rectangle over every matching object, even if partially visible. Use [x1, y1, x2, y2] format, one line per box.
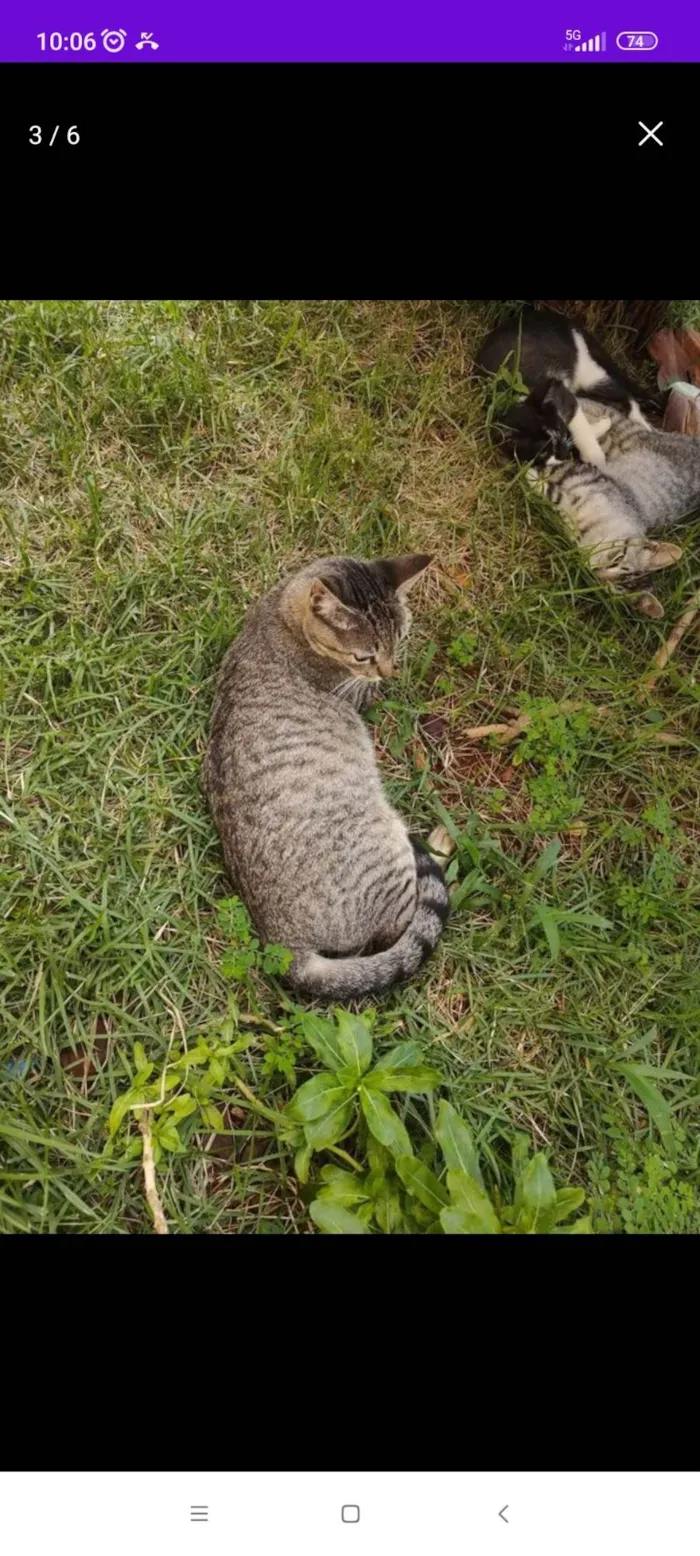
[37, 31, 99, 49]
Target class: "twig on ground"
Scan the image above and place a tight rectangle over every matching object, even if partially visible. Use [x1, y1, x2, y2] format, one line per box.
[648, 732, 695, 747]
[237, 1014, 285, 1034]
[427, 824, 457, 865]
[461, 700, 692, 750]
[641, 588, 700, 692]
[463, 714, 532, 742]
[463, 702, 594, 745]
[138, 1111, 169, 1235]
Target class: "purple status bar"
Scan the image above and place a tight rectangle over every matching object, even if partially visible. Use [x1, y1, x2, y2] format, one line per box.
[2, 0, 698, 61]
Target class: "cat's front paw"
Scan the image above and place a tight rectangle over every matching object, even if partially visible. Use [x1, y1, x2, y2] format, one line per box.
[607, 582, 666, 618]
[634, 591, 665, 619]
[569, 406, 607, 466]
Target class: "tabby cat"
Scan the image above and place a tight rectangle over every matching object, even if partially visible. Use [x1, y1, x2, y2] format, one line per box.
[202, 555, 449, 1001]
[525, 389, 699, 582]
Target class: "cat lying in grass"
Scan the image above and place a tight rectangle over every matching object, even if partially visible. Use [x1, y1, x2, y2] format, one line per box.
[522, 386, 694, 586]
[479, 308, 697, 600]
[203, 554, 449, 1002]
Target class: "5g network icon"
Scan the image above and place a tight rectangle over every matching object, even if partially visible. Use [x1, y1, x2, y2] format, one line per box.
[101, 26, 127, 50]
[564, 27, 606, 50]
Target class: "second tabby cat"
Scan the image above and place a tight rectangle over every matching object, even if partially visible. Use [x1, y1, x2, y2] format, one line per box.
[525, 389, 699, 583]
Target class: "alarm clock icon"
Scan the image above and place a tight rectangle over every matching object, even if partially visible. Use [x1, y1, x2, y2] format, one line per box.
[101, 27, 127, 50]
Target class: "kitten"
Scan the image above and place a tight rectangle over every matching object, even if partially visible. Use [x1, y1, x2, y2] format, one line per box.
[491, 376, 612, 469]
[202, 555, 449, 1001]
[478, 305, 659, 420]
[479, 306, 660, 466]
[525, 393, 698, 582]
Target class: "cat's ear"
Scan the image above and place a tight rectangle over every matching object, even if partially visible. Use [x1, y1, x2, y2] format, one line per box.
[376, 554, 432, 598]
[649, 541, 683, 571]
[308, 577, 355, 631]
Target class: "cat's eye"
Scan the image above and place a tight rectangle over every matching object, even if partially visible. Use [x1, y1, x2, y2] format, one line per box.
[353, 653, 376, 664]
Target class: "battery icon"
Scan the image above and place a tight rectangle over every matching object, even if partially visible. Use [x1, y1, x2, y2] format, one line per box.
[616, 30, 659, 48]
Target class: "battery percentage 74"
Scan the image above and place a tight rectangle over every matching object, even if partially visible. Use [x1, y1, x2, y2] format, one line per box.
[616, 31, 659, 48]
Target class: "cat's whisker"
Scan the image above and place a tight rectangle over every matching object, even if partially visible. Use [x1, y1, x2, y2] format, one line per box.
[334, 677, 357, 702]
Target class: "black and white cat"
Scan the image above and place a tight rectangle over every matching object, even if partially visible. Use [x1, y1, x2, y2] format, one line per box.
[488, 375, 613, 468]
[478, 310, 698, 600]
[525, 392, 699, 584]
[478, 306, 661, 467]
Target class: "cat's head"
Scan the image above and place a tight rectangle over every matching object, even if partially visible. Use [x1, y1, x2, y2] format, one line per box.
[494, 378, 576, 466]
[294, 554, 432, 679]
[593, 538, 683, 582]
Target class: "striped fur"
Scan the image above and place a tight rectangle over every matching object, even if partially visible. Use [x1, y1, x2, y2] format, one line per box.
[527, 400, 700, 580]
[202, 556, 449, 1001]
[290, 845, 449, 1000]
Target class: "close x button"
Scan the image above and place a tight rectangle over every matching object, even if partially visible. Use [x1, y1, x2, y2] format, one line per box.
[638, 119, 663, 146]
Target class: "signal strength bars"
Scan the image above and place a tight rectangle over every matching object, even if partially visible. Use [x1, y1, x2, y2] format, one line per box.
[574, 31, 606, 49]
[190, 1507, 209, 1523]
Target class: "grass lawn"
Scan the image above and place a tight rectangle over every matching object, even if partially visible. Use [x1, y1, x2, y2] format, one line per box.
[1, 298, 699, 1234]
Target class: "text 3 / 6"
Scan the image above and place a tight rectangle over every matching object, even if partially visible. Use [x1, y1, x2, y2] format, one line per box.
[29, 125, 80, 145]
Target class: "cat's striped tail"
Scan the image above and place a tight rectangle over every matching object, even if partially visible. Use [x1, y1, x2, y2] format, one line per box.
[287, 844, 449, 1002]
